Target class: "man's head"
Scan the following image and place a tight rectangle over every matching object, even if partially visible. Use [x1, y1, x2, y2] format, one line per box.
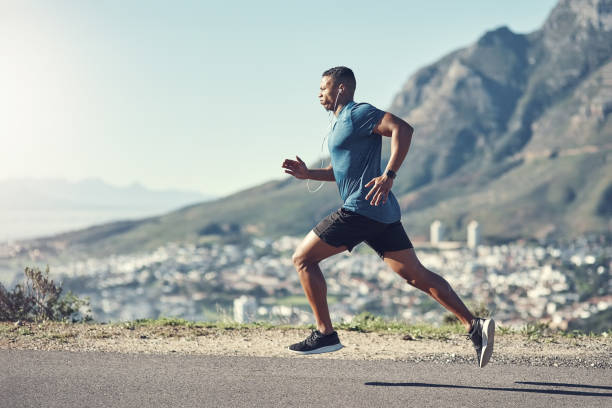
[319, 66, 356, 112]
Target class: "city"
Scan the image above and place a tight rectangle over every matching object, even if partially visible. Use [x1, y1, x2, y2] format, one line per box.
[2, 220, 609, 332]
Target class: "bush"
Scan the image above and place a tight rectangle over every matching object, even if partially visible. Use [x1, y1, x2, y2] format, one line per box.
[0, 265, 93, 323]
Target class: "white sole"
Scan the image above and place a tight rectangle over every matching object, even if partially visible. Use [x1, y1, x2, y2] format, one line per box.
[288, 343, 344, 355]
[480, 318, 495, 368]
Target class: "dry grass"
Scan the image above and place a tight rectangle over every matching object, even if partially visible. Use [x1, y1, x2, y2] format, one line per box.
[1, 319, 610, 368]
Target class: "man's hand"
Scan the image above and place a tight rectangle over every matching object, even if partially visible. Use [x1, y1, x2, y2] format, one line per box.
[282, 156, 309, 179]
[364, 175, 393, 206]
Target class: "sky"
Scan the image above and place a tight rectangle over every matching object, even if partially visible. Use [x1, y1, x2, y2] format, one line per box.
[0, 0, 558, 197]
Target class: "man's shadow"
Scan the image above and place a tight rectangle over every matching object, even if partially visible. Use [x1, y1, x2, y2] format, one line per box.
[364, 381, 612, 397]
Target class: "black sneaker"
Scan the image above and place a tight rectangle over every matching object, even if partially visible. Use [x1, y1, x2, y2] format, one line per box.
[288, 330, 343, 355]
[466, 317, 495, 368]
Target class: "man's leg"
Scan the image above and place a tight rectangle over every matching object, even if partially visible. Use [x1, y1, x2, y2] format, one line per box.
[382, 248, 474, 331]
[292, 230, 347, 334]
[384, 248, 496, 367]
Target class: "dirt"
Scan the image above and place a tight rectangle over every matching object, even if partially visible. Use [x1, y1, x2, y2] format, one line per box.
[1, 322, 610, 369]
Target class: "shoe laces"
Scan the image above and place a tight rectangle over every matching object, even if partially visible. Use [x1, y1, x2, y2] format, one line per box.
[465, 320, 479, 341]
[305, 330, 321, 345]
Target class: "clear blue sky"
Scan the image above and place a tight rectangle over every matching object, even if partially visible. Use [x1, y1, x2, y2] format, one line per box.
[0, 0, 558, 197]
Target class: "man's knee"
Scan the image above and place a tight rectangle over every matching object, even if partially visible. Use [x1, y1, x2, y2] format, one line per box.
[400, 264, 432, 288]
[292, 250, 317, 271]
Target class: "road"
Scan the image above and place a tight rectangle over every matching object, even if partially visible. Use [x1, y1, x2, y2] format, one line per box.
[1, 350, 611, 407]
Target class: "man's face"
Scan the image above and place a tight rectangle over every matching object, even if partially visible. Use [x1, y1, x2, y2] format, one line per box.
[319, 76, 339, 111]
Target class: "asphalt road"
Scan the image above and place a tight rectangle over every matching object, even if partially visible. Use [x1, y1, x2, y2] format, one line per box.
[1, 350, 611, 408]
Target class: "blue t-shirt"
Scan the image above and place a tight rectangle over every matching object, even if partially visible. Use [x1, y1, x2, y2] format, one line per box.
[328, 101, 401, 223]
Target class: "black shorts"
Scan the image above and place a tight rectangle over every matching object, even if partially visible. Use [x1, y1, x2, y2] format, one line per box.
[313, 207, 414, 259]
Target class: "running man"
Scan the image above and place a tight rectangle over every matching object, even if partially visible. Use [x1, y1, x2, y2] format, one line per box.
[281, 66, 495, 368]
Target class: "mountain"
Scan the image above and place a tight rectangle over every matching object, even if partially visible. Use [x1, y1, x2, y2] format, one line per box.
[385, 0, 612, 240]
[17, 0, 612, 257]
[0, 177, 214, 241]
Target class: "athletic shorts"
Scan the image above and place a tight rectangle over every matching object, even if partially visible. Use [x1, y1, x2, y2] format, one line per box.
[313, 207, 414, 259]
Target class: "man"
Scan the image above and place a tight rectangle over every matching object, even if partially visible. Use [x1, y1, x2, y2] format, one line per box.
[281, 66, 495, 368]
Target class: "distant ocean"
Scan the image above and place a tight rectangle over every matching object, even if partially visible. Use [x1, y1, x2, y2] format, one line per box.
[1, 208, 165, 288]
[0, 208, 163, 242]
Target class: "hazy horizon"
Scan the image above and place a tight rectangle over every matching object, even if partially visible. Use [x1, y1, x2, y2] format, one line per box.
[0, 177, 213, 241]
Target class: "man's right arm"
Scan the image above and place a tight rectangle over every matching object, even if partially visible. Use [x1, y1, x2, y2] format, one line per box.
[307, 164, 335, 181]
[282, 156, 334, 181]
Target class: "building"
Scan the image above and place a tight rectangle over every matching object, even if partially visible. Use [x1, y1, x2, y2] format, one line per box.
[430, 220, 444, 245]
[467, 220, 481, 249]
[233, 295, 257, 323]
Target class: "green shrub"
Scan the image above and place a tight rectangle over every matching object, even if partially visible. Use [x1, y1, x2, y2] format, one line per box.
[520, 321, 557, 340]
[0, 265, 93, 323]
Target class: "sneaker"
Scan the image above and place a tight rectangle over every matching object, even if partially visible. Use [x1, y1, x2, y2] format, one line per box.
[288, 330, 343, 355]
[466, 317, 495, 368]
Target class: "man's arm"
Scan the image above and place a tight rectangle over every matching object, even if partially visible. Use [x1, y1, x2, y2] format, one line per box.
[373, 112, 414, 175]
[364, 113, 413, 206]
[282, 156, 335, 181]
[307, 164, 335, 181]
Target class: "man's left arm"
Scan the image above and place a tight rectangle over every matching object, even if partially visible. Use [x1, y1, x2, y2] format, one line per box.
[364, 112, 414, 206]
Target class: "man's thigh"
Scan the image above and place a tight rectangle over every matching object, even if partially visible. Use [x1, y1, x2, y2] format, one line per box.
[366, 221, 414, 259]
[382, 248, 425, 280]
[294, 230, 348, 264]
[313, 208, 379, 253]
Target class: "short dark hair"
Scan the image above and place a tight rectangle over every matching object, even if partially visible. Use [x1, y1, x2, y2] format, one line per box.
[322, 66, 356, 91]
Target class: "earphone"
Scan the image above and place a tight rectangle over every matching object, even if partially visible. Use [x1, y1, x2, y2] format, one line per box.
[307, 86, 343, 193]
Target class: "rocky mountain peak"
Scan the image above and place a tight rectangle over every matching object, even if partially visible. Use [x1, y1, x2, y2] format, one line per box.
[475, 26, 517, 46]
[544, 0, 612, 35]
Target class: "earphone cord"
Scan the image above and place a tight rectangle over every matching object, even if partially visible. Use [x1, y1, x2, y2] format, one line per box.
[307, 91, 341, 193]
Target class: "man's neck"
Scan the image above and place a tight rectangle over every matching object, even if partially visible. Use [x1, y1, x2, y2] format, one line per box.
[333, 99, 353, 117]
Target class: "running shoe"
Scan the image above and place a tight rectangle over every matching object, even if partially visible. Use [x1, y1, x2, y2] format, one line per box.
[288, 329, 343, 355]
[466, 317, 495, 368]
